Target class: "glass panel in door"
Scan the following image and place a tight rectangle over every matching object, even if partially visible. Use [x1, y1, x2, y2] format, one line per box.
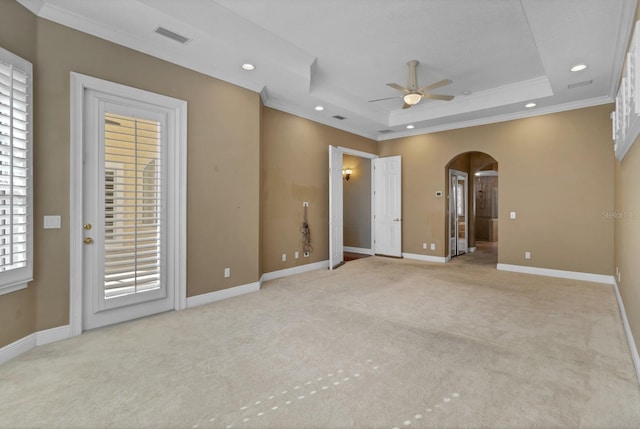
[103, 113, 163, 300]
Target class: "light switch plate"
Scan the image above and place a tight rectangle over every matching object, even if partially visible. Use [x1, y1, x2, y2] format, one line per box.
[510, 211, 516, 219]
[44, 215, 61, 229]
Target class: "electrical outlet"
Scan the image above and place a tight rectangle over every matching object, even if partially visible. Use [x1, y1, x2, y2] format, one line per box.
[430, 243, 436, 251]
[525, 251, 531, 259]
[304, 251, 310, 257]
[224, 267, 230, 278]
[510, 211, 517, 219]
[282, 253, 286, 261]
[422, 243, 427, 249]
[295, 251, 299, 259]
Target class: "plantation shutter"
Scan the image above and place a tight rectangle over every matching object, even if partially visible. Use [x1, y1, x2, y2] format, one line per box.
[103, 113, 163, 298]
[0, 48, 32, 295]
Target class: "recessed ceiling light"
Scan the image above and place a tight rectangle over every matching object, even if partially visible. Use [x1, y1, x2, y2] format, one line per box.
[406, 125, 414, 129]
[241, 63, 255, 71]
[315, 105, 324, 111]
[462, 90, 472, 96]
[570, 64, 587, 72]
[525, 102, 536, 108]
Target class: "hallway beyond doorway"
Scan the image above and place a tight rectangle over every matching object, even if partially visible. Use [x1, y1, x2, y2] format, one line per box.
[449, 241, 497, 267]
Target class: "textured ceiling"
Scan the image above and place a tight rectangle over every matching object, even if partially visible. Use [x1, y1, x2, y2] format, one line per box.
[18, 0, 637, 140]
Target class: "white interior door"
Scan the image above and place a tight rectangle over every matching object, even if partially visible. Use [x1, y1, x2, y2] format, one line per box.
[328, 146, 344, 269]
[373, 156, 402, 257]
[82, 90, 174, 330]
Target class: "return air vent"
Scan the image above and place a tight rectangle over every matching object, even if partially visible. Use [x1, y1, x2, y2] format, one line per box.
[377, 129, 394, 134]
[332, 115, 347, 120]
[568, 80, 593, 89]
[154, 26, 190, 44]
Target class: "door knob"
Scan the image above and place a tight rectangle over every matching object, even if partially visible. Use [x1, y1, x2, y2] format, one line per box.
[83, 237, 93, 244]
[83, 224, 92, 230]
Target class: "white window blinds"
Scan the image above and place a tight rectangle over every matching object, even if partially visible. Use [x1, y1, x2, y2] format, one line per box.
[0, 47, 33, 295]
[103, 113, 163, 299]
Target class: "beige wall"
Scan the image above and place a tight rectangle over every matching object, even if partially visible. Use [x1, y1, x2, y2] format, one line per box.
[614, 137, 640, 356]
[0, 0, 37, 347]
[343, 155, 372, 249]
[1, 2, 261, 346]
[260, 108, 375, 273]
[378, 105, 615, 274]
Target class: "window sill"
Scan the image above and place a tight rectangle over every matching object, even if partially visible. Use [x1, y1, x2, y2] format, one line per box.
[0, 280, 30, 296]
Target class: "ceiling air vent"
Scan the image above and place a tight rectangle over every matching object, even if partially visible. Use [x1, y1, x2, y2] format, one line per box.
[568, 80, 593, 89]
[154, 26, 190, 44]
[332, 115, 347, 120]
[377, 129, 394, 134]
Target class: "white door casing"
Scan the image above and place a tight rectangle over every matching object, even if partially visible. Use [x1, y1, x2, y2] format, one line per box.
[329, 145, 344, 269]
[373, 156, 402, 257]
[70, 73, 187, 335]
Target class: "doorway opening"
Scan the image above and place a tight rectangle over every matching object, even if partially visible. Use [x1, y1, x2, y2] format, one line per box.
[343, 154, 373, 262]
[445, 152, 498, 265]
[328, 146, 402, 269]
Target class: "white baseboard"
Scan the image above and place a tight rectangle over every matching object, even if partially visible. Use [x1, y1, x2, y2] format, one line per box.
[613, 279, 640, 386]
[469, 247, 477, 253]
[402, 253, 447, 263]
[344, 246, 374, 255]
[0, 325, 71, 366]
[496, 263, 615, 285]
[36, 325, 71, 346]
[261, 260, 330, 283]
[186, 281, 260, 308]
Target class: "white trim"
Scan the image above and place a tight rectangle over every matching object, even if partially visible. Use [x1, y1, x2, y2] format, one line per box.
[337, 146, 378, 160]
[496, 263, 615, 284]
[0, 334, 35, 366]
[402, 253, 447, 263]
[36, 325, 71, 346]
[69, 72, 187, 336]
[469, 247, 477, 253]
[613, 279, 640, 386]
[260, 260, 330, 283]
[344, 246, 374, 255]
[0, 325, 71, 366]
[186, 282, 260, 308]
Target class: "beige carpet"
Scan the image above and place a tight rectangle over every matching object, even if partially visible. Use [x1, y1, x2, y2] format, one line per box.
[1, 256, 639, 428]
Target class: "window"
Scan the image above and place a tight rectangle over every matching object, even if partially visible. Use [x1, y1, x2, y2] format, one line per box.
[0, 47, 33, 295]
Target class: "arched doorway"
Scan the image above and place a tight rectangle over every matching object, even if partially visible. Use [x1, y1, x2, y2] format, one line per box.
[445, 152, 498, 264]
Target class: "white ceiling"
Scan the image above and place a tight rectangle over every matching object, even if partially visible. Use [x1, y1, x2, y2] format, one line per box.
[18, 0, 636, 140]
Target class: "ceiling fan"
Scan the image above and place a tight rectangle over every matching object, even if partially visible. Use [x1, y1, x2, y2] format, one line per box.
[370, 60, 454, 109]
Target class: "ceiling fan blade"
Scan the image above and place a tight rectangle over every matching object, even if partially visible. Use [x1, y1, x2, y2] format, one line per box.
[387, 82, 409, 93]
[369, 96, 401, 102]
[402, 102, 412, 109]
[419, 79, 453, 92]
[422, 93, 455, 101]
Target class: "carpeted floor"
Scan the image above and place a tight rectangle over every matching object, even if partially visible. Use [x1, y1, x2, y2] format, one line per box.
[1, 255, 639, 428]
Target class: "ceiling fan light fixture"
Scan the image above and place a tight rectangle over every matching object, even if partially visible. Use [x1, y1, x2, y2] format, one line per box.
[403, 93, 422, 105]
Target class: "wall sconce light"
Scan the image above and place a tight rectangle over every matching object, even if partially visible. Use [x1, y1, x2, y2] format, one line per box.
[343, 168, 353, 181]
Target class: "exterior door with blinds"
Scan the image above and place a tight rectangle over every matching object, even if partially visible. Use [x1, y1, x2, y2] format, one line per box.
[82, 91, 174, 330]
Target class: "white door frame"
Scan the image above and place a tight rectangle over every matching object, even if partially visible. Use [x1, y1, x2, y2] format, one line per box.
[69, 72, 188, 336]
[329, 146, 403, 265]
[339, 146, 377, 255]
